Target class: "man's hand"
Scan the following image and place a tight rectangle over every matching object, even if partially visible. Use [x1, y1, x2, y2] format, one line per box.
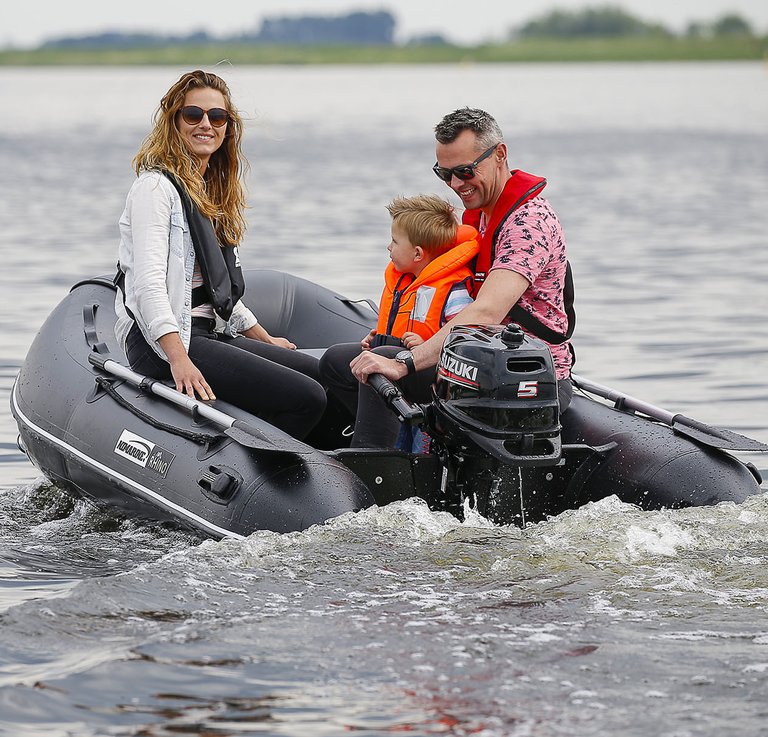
[350, 351, 408, 384]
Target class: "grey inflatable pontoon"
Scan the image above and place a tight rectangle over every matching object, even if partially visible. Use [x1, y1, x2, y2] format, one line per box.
[11, 270, 765, 538]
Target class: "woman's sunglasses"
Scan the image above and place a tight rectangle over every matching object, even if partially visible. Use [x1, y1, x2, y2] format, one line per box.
[432, 144, 498, 183]
[180, 106, 230, 128]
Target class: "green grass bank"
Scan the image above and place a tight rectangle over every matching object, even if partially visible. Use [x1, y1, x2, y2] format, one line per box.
[1, 36, 765, 66]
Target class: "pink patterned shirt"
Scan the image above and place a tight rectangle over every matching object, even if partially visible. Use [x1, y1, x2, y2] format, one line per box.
[480, 196, 572, 379]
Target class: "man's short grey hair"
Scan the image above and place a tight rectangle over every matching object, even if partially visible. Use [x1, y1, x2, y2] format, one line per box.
[434, 107, 504, 149]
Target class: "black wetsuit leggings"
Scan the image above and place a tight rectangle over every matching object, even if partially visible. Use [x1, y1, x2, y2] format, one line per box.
[319, 341, 573, 448]
[126, 319, 326, 440]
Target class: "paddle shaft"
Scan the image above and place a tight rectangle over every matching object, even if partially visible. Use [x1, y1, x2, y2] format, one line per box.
[88, 353, 237, 430]
[572, 373, 675, 424]
[572, 372, 768, 452]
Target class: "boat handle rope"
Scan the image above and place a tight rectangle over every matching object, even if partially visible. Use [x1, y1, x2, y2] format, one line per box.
[83, 300, 222, 446]
[335, 295, 379, 315]
[94, 375, 221, 446]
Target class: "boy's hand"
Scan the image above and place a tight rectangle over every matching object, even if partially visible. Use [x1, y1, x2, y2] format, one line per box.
[401, 332, 424, 349]
[361, 329, 377, 351]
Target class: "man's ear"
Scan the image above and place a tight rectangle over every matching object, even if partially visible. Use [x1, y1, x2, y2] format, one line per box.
[496, 142, 508, 164]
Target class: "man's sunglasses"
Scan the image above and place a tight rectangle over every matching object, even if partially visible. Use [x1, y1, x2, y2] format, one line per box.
[433, 144, 498, 183]
[180, 106, 230, 128]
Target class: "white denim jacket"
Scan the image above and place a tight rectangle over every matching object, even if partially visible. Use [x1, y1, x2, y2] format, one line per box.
[114, 171, 258, 361]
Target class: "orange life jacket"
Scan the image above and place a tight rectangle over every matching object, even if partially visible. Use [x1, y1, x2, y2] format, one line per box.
[376, 224, 479, 341]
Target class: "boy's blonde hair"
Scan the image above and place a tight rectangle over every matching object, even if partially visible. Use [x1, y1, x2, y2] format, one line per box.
[386, 195, 458, 257]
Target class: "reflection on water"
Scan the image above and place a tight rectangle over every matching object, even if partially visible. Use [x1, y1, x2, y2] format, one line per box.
[0, 63, 766, 736]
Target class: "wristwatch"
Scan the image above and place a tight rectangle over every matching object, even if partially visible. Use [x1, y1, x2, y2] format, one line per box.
[394, 349, 416, 375]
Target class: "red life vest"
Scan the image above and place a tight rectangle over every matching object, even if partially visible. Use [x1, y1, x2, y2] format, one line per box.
[376, 224, 479, 341]
[462, 169, 547, 297]
[462, 170, 575, 347]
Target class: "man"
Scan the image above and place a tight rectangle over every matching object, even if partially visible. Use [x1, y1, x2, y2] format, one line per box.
[347, 107, 574, 446]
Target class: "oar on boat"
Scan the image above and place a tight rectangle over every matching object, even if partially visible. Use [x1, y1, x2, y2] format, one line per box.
[88, 352, 312, 455]
[572, 373, 768, 452]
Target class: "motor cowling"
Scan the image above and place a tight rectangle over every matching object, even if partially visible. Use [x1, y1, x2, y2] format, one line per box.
[430, 324, 562, 466]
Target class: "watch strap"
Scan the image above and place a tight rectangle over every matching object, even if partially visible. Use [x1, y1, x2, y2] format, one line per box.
[397, 350, 416, 375]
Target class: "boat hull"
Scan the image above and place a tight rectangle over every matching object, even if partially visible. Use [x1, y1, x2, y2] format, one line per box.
[12, 270, 763, 535]
[12, 273, 376, 538]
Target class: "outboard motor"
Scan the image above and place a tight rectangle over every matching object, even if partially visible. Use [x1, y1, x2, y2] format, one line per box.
[430, 324, 562, 465]
[355, 322, 766, 528]
[365, 324, 566, 524]
[423, 324, 563, 523]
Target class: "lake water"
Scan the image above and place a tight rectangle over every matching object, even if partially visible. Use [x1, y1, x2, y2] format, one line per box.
[0, 62, 767, 736]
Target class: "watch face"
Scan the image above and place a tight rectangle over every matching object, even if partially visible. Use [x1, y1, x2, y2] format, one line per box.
[396, 350, 411, 362]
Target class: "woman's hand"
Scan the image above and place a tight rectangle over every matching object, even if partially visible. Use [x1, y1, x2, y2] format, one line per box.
[169, 354, 215, 400]
[400, 332, 424, 349]
[269, 336, 297, 350]
[158, 332, 215, 400]
[242, 323, 296, 350]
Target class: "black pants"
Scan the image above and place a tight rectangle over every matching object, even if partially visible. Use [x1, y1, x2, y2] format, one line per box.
[126, 320, 326, 440]
[319, 342, 436, 448]
[319, 341, 573, 449]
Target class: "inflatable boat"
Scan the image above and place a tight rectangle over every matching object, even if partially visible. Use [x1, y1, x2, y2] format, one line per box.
[11, 270, 766, 538]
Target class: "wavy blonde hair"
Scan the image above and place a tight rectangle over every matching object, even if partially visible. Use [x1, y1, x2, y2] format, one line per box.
[386, 195, 458, 257]
[133, 70, 248, 246]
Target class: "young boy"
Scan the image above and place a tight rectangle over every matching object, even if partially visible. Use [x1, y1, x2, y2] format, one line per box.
[319, 194, 479, 452]
[365, 194, 479, 352]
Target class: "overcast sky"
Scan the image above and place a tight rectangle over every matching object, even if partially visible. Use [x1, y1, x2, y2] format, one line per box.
[4, 0, 767, 48]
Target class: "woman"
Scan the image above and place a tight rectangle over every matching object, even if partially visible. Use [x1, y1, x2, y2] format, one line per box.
[114, 70, 326, 440]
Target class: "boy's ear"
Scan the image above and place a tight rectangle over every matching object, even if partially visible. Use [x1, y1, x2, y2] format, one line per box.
[413, 246, 425, 261]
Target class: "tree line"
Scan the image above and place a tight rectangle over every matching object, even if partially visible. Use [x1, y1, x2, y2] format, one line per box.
[43, 11, 397, 49]
[40, 7, 759, 50]
[515, 7, 756, 40]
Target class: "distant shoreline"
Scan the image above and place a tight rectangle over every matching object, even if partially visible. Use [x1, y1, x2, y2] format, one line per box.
[1, 36, 765, 66]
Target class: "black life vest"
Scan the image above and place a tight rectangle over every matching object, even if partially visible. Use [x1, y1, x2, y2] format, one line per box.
[163, 172, 244, 321]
